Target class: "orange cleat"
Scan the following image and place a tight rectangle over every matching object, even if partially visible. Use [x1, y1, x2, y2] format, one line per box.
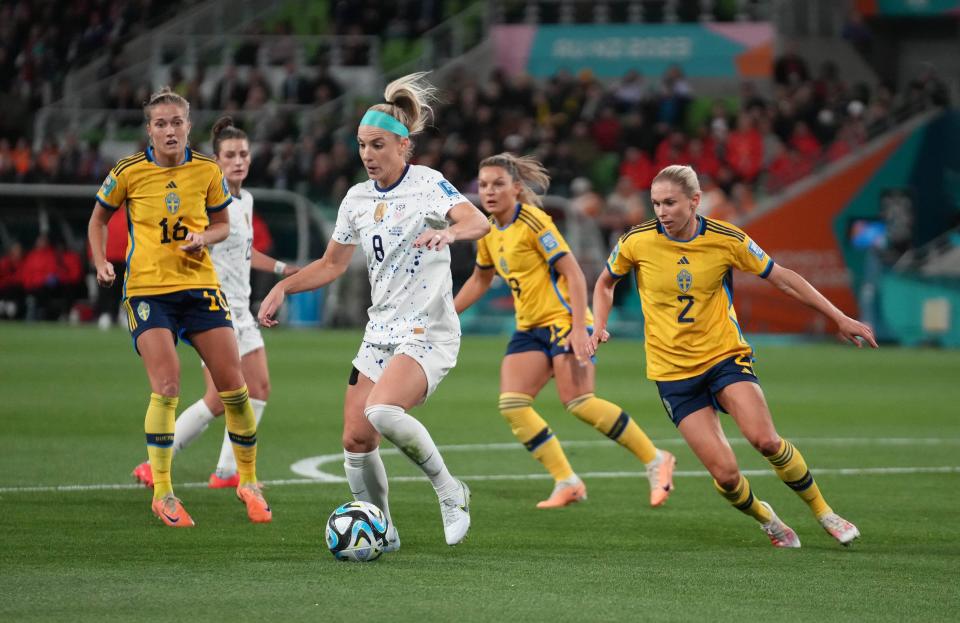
[151, 493, 195, 528]
[208, 472, 240, 489]
[536, 478, 587, 509]
[237, 483, 272, 523]
[132, 461, 154, 488]
[646, 450, 676, 507]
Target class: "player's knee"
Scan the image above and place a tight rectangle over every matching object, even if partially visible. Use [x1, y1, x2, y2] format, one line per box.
[249, 379, 270, 401]
[342, 430, 378, 453]
[751, 435, 782, 456]
[155, 378, 180, 397]
[712, 467, 741, 490]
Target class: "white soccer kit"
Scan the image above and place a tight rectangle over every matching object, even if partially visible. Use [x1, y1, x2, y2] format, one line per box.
[332, 164, 467, 395]
[209, 188, 263, 356]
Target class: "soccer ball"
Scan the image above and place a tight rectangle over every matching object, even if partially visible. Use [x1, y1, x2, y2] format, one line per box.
[325, 501, 389, 562]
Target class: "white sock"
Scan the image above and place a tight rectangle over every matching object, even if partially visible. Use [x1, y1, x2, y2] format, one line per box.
[364, 404, 458, 499]
[215, 398, 265, 478]
[343, 448, 393, 524]
[173, 399, 216, 454]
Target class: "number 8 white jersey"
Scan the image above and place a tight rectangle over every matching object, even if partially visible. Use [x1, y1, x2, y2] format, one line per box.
[209, 189, 254, 310]
[332, 164, 465, 345]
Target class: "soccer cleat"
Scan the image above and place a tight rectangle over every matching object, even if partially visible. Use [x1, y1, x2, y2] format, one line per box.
[132, 461, 154, 488]
[759, 501, 801, 548]
[820, 512, 860, 546]
[208, 472, 240, 489]
[536, 477, 587, 509]
[151, 493, 194, 528]
[383, 523, 401, 553]
[439, 480, 471, 545]
[645, 450, 676, 507]
[236, 483, 272, 523]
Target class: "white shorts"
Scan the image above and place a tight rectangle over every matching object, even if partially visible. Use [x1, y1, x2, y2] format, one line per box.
[352, 338, 460, 400]
[233, 305, 265, 357]
[201, 304, 264, 368]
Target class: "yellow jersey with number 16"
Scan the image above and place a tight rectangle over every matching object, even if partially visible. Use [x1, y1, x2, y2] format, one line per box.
[96, 146, 232, 298]
[606, 216, 774, 381]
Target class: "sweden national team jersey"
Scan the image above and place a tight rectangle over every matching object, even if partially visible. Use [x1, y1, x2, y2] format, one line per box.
[96, 146, 232, 298]
[476, 203, 593, 331]
[606, 216, 774, 381]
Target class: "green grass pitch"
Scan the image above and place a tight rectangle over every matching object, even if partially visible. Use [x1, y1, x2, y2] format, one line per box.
[1, 325, 958, 622]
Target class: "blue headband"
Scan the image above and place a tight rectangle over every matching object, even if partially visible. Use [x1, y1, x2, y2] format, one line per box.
[359, 110, 410, 137]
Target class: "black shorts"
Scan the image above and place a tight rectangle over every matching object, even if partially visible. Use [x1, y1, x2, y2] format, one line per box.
[124, 288, 233, 354]
[655, 354, 759, 427]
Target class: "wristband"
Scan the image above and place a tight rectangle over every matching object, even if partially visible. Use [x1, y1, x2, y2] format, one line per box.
[273, 260, 287, 275]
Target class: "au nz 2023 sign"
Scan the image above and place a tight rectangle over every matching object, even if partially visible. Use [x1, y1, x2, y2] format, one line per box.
[493, 23, 773, 78]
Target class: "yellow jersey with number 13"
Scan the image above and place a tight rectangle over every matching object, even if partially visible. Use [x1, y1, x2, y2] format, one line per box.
[476, 203, 593, 330]
[606, 216, 774, 381]
[96, 146, 232, 298]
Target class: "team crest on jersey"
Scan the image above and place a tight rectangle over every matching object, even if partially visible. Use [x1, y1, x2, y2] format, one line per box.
[374, 202, 388, 223]
[677, 269, 693, 293]
[100, 174, 116, 197]
[499, 257, 511, 274]
[538, 231, 559, 252]
[136, 301, 150, 321]
[748, 240, 766, 260]
[165, 192, 181, 214]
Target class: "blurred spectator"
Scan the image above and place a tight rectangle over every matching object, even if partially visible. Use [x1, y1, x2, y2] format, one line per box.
[619, 146, 656, 192]
[0, 242, 25, 320]
[21, 234, 61, 321]
[601, 177, 648, 244]
[774, 47, 810, 86]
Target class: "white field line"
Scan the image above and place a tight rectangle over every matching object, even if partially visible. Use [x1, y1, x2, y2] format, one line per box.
[1, 437, 958, 494]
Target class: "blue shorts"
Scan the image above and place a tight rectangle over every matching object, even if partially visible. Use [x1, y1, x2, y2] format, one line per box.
[123, 288, 233, 354]
[505, 325, 594, 360]
[655, 354, 759, 427]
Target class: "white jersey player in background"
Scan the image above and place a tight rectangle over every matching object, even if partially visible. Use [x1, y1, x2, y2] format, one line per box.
[259, 73, 490, 548]
[133, 116, 298, 489]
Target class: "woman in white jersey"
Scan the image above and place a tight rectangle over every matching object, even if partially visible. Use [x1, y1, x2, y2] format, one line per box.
[259, 73, 490, 547]
[132, 116, 298, 489]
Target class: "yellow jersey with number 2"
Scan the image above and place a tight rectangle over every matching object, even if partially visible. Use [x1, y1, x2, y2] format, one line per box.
[96, 146, 232, 298]
[606, 216, 774, 381]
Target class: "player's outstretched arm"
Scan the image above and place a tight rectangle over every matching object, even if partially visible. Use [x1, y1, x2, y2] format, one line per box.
[591, 270, 619, 349]
[252, 249, 299, 276]
[454, 266, 495, 314]
[258, 240, 355, 327]
[554, 253, 595, 362]
[766, 263, 878, 348]
[88, 203, 115, 287]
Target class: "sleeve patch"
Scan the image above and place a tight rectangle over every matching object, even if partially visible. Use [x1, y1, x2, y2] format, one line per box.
[221, 178, 230, 196]
[437, 179, 459, 197]
[539, 231, 559, 252]
[100, 174, 117, 196]
[748, 240, 766, 260]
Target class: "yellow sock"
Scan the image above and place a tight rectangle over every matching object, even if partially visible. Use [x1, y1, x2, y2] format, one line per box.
[145, 393, 178, 499]
[565, 393, 657, 464]
[499, 392, 575, 482]
[767, 438, 833, 519]
[714, 475, 773, 524]
[220, 385, 257, 486]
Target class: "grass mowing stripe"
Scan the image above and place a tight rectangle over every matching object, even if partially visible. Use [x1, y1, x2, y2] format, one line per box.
[3, 464, 958, 494]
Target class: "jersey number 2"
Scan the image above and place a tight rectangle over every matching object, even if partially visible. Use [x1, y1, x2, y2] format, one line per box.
[677, 295, 695, 323]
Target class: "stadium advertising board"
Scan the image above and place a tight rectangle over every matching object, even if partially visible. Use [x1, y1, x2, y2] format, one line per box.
[493, 23, 773, 78]
[855, 0, 960, 16]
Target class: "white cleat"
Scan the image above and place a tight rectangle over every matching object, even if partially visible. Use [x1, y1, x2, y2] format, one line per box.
[820, 512, 860, 546]
[383, 523, 401, 553]
[440, 480, 471, 545]
[759, 501, 801, 548]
